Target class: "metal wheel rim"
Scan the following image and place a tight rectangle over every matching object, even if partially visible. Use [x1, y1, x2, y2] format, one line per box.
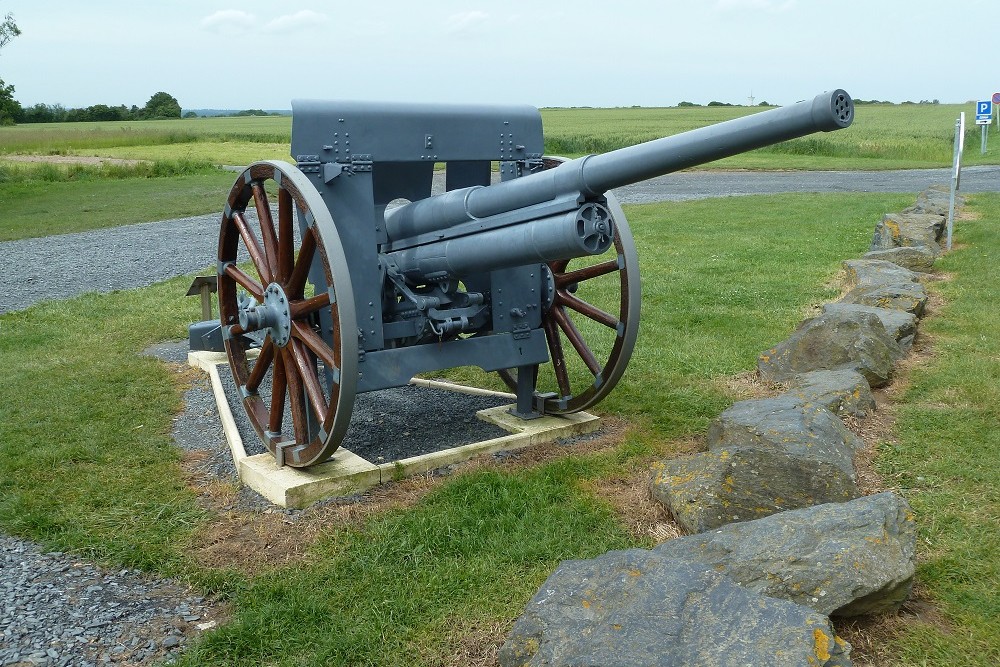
[217, 160, 357, 467]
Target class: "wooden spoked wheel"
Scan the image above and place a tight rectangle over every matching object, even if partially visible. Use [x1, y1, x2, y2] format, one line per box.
[217, 161, 357, 468]
[498, 158, 641, 414]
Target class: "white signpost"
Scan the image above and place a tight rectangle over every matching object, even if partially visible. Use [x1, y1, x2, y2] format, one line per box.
[947, 111, 965, 251]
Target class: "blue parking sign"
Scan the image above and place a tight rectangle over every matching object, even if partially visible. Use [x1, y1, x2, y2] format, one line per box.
[978, 100, 992, 116]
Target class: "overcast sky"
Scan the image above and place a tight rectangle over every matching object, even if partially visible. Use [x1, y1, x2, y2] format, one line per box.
[1, 0, 997, 110]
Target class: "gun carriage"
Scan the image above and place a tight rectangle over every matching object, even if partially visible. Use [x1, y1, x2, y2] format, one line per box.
[210, 90, 854, 467]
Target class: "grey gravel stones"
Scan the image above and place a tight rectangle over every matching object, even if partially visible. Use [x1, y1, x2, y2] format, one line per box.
[0, 537, 219, 667]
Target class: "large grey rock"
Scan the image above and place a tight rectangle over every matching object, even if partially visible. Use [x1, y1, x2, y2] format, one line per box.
[707, 395, 861, 478]
[838, 282, 928, 317]
[902, 185, 962, 217]
[842, 259, 921, 290]
[500, 549, 852, 667]
[654, 492, 916, 617]
[870, 213, 944, 255]
[758, 310, 902, 387]
[785, 369, 876, 417]
[822, 302, 917, 352]
[862, 246, 935, 273]
[650, 446, 859, 533]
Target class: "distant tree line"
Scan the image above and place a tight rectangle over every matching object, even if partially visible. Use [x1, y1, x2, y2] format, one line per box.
[854, 99, 940, 105]
[12, 91, 182, 123]
[182, 108, 284, 119]
[677, 101, 773, 108]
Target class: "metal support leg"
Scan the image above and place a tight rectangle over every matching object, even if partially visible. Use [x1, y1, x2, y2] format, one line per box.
[510, 364, 542, 420]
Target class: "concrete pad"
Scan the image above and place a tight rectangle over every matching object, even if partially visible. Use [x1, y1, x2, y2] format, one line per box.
[188, 351, 601, 508]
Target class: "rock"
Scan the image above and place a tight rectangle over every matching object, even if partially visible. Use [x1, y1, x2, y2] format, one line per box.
[862, 246, 935, 273]
[758, 310, 902, 387]
[842, 259, 921, 290]
[902, 185, 961, 217]
[821, 303, 917, 352]
[785, 369, 876, 417]
[654, 492, 916, 617]
[869, 213, 944, 255]
[707, 396, 862, 478]
[499, 550, 852, 667]
[650, 446, 859, 533]
[838, 283, 928, 317]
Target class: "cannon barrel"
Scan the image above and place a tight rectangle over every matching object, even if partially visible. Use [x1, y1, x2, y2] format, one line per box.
[388, 201, 615, 281]
[384, 89, 853, 242]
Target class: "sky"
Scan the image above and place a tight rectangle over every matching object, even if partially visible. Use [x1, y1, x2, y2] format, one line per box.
[1, 0, 998, 111]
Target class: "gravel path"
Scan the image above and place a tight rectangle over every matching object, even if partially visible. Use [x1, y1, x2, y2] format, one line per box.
[1, 167, 995, 665]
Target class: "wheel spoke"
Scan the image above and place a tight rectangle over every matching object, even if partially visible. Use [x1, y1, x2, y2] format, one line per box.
[555, 259, 620, 288]
[551, 306, 602, 376]
[550, 259, 570, 274]
[557, 291, 620, 330]
[543, 316, 572, 398]
[287, 227, 317, 298]
[224, 264, 264, 300]
[231, 211, 272, 284]
[291, 320, 338, 372]
[281, 347, 309, 444]
[277, 187, 295, 283]
[268, 352, 287, 434]
[289, 293, 331, 319]
[290, 339, 329, 424]
[245, 339, 275, 394]
[252, 181, 280, 281]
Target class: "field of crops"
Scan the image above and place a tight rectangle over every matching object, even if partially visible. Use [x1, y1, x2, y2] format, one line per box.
[0, 102, 994, 170]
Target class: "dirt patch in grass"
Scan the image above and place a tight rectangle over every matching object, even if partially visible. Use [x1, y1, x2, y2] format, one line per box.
[416, 618, 512, 667]
[716, 370, 787, 402]
[2, 154, 149, 166]
[835, 582, 954, 667]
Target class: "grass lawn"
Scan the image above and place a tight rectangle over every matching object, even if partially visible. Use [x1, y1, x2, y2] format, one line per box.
[0, 171, 236, 241]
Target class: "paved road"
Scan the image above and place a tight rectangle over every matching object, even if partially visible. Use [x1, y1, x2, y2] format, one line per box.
[2, 167, 994, 314]
[613, 165, 1000, 203]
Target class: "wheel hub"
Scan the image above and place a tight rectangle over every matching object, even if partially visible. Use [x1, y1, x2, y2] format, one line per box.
[238, 283, 293, 346]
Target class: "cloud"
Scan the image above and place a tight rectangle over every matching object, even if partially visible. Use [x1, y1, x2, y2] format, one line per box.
[263, 10, 330, 34]
[444, 10, 490, 33]
[715, 0, 796, 12]
[200, 10, 257, 33]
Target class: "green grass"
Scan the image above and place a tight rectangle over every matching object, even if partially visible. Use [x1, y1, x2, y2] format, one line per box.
[0, 279, 206, 570]
[443, 193, 910, 438]
[0, 170, 236, 240]
[870, 195, 1000, 665]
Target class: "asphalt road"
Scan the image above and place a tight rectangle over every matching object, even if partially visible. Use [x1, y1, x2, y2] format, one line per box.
[612, 165, 1000, 203]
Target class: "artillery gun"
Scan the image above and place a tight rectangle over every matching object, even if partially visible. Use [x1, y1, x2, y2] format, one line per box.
[210, 90, 854, 468]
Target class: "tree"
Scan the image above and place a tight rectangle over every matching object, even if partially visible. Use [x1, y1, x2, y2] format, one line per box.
[0, 10, 19, 50]
[142, 91, 181, 119]
[0, 78, 19, 125]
